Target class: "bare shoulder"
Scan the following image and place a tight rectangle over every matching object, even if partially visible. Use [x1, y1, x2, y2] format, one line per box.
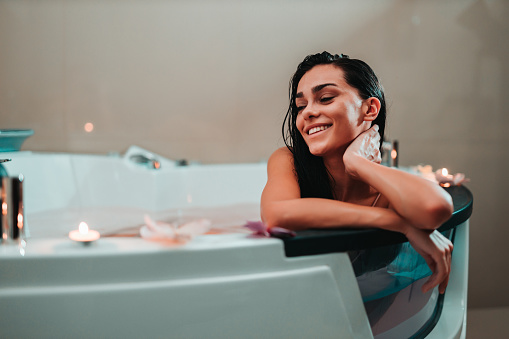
[268, 147, 293, 161]
[267, 147, 295, 175]
[262, 147, 300, 201]
[269, 147, 293, 164]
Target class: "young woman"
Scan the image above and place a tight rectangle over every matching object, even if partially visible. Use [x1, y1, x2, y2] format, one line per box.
[261, 52, 454, 294]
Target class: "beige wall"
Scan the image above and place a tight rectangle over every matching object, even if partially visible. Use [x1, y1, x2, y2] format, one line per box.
[1, 0, 507, 308]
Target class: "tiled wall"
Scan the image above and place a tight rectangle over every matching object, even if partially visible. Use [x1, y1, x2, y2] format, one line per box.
[1, 0, 507, 308]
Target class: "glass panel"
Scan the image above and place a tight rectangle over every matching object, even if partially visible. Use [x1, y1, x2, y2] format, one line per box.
[350, 229, 454, 337]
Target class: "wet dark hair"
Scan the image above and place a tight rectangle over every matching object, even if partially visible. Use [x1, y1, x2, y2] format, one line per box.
[283, 51, 386, 199]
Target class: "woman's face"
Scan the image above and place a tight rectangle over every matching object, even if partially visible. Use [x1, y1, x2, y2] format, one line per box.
[295, 64, 370, 157]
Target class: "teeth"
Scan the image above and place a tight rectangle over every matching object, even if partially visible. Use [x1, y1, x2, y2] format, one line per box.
[308, 125, 330, 135]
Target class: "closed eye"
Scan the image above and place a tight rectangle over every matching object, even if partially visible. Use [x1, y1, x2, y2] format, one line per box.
[295, 101, 307, 112]
[320, 96, 334, 103]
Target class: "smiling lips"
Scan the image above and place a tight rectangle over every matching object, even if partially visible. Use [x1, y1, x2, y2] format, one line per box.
[307, 125, 331, 135]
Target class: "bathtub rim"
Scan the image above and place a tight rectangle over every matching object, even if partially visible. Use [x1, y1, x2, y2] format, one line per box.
[282, 185, 472, 257]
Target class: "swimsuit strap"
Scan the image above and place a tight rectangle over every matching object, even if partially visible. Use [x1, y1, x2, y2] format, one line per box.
[371, 193, 382, 207]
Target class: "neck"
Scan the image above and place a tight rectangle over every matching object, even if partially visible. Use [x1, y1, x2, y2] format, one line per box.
[323, 150, 373, 202]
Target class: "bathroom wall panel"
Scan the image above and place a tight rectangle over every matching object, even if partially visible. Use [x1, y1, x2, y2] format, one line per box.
[0, 0, 66, 143]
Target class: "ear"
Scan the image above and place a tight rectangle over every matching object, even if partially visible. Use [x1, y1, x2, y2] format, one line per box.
[362, 97, 381, 122]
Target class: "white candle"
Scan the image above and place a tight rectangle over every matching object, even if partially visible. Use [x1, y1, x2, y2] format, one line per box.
[69, 222, 100, 244]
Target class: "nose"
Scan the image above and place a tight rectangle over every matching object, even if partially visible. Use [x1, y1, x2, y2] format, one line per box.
[301, 105, 320, 120]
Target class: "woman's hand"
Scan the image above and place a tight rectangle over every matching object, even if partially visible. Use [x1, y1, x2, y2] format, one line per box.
[343, 125, 381, 178]
[404, 226, 454, 294]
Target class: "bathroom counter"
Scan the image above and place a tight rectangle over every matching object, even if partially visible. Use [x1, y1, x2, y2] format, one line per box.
[283, 185, 473, 257]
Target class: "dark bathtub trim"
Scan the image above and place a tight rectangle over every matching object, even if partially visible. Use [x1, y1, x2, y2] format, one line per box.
[408, 225, 457, 339]
[282, 185, 473, 257]
[409, 292, 445, 339]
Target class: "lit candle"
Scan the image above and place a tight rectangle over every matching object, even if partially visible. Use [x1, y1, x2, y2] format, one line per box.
[69, 222, 100, 244]
[435, 168, 453, 187]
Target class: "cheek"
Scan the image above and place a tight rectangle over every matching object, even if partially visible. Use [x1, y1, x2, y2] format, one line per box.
[345, 101, 364, 124]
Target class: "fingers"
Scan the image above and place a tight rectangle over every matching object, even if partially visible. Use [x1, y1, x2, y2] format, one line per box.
[369, 125, 380, 140]
[439, 270, 450, 294]
[421, 258, 438, 293]
[407, 227, 453, 294]
[434, 232, 453, 293]
[374, 148, 381, 164]
[367, 149, 382, 163]
[346, 124, 381, 165]
[365, 125, 381, 163]
[422, 256, 447, 294]
[422, 231, 453, 294]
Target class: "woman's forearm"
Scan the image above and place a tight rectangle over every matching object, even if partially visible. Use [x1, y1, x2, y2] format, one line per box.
[261, 197, 410, 234]
[345, 154, 453, 230]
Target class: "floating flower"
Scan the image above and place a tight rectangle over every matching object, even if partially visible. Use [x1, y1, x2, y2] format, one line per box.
[412, 165, 469, 187]
[435, 168, 470, 187]
[244, 220, 296, 239]
[413, 165, 438, 183]
[140, 215, 211, 243]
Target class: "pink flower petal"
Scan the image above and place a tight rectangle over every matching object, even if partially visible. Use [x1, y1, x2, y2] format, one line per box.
[452, 173, 470, 185]
[243, 221, 295, 238]
[244, 220, 270, 237]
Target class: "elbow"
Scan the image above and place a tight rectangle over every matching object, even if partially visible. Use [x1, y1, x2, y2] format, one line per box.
[262, 215, 280, 230]
[416, 194, 454, 230]
[427, 201, 453, 229]
[261, 203, 300, 230]
[261, 204, 285, 229]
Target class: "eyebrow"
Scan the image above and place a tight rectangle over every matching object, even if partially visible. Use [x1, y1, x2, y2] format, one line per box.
[296, 83, 338, 98]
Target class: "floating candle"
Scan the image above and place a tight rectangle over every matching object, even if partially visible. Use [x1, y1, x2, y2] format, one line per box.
[69, 222, 100, 244]
[435, 168, 469, 187]
[435, 168, 453, 187]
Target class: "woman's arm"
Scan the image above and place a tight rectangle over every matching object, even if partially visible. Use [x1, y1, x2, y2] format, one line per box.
[405, 227, 453, 294]
[342, 126, 454, 294]
[343, 125, 454, 230]
[260, 147, 410, 233]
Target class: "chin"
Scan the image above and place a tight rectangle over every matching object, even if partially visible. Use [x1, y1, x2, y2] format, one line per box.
[307, 145, 330, 157]
[307, 141, 347, 158]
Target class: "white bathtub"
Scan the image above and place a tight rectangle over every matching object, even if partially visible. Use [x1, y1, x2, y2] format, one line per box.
[0, 147, 469, 338]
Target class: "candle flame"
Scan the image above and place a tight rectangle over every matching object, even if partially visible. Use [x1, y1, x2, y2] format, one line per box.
[441, 168, 449, 176]
[79, 222, 89, 235]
